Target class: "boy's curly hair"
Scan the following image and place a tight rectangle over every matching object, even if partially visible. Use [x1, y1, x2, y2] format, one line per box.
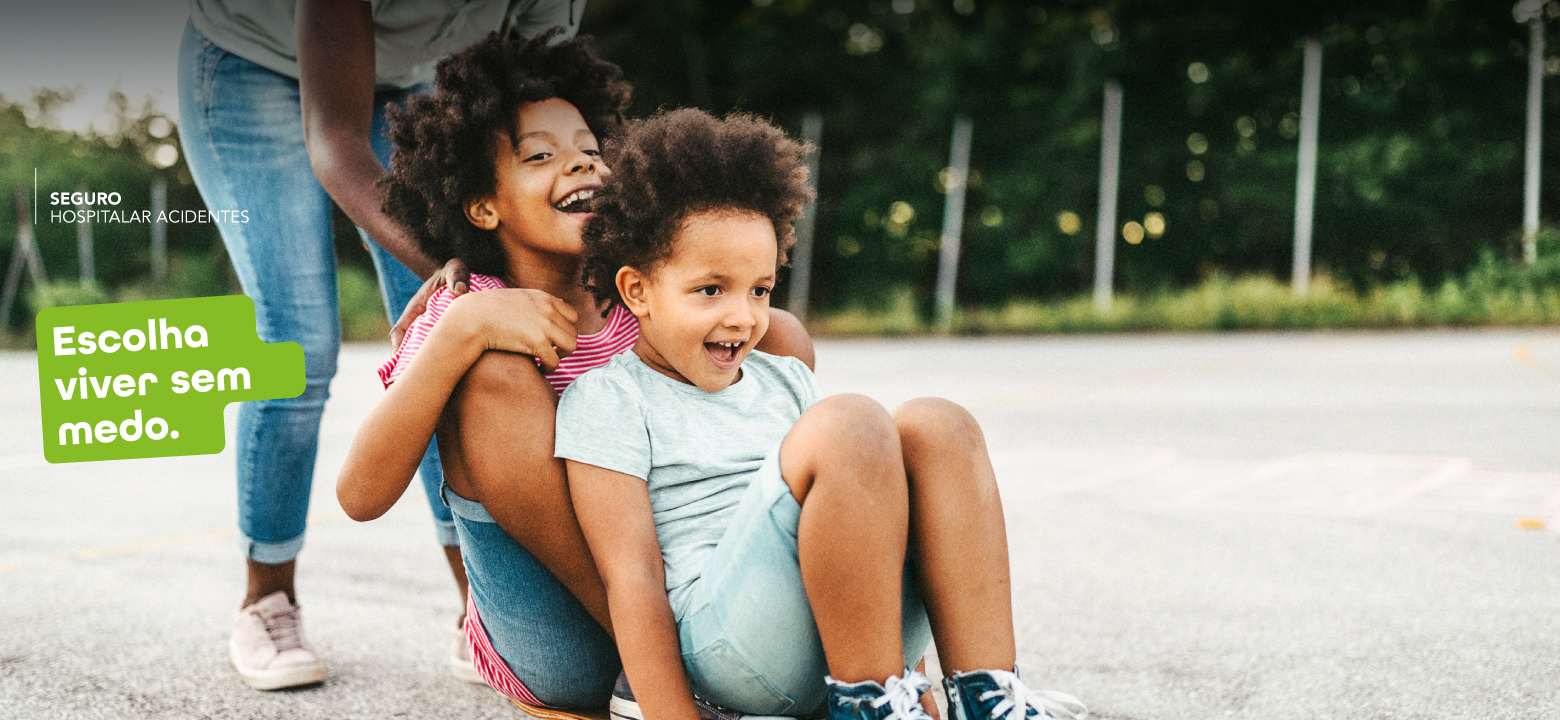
[580, 109, 814, 308]
[379, 28, 629, 276]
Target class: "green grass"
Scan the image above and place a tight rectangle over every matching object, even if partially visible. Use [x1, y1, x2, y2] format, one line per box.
[814, 254, 1560, 336]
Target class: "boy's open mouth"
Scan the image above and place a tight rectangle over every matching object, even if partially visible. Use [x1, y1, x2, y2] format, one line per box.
[704, 340, 743, 369]
[554, 188, 596, 214]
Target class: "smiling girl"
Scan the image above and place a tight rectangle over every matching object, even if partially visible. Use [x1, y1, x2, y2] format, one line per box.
[336, 31, 812, 708]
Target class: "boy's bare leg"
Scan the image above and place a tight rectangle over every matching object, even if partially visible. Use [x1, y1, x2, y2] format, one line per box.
[444, 350, 613, 637]
[243, 559, 296, 607]
[780, 394, 909, 685]
[893, 398, 1016, 675]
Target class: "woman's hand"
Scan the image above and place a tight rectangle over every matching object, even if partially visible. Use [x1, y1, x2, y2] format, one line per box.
[390, 257, 471, 348]
[447, 288, 581, 373]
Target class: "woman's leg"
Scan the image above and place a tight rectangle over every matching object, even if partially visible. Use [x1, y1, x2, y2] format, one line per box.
[778, 394, 912, 684]
[179, 20, 338, 606]
[893, 398, 1015, 675]
[444, 350, 613, 635]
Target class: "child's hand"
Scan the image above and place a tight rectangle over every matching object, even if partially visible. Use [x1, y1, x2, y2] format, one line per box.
[456, 288, 580, 373]
[390, 257, 471, 348]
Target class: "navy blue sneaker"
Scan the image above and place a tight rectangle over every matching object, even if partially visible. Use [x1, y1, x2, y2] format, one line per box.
[823, 671, 935, 720]
[942, 669, 1086, 720]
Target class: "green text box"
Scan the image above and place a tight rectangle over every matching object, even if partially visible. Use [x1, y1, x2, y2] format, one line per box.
[36, 296, 304, 463]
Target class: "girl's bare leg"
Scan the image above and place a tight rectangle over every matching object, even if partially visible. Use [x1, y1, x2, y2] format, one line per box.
[442, 350, 612, 636]
[780, 394, 910, 685]
[442, 546, 470, 621]
[894, 398, 1015, 675]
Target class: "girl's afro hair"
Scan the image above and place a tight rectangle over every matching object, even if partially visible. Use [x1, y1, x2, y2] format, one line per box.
[379, 28, 629, 277]
[580, 108, 815, 308]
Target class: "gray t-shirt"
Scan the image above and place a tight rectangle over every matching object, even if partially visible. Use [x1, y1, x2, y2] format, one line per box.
[189, 0, 579, 89]
[555, 349, 821, 618]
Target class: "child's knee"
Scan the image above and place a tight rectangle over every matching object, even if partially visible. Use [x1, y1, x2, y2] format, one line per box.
[894, 397, 983, 452]
[804, 394, 898, 451]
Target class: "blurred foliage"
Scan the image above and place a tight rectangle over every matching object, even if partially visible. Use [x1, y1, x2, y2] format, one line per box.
[7, 1, 1560, 340]
[0, 88, 384, 342]
[583, 0, 1560, 318]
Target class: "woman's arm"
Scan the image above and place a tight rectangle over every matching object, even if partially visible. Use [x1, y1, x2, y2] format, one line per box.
[296, 0, 437, 278]
[337, 289, 579, 521]
[570, 461, 701, 720]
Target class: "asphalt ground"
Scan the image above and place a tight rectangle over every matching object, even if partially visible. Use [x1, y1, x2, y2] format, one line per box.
[2, 328, 1558, 719]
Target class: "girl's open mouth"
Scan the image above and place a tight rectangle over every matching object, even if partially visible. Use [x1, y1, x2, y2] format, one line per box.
[554, 188, 596, 215]
[704, 340, 743, 370]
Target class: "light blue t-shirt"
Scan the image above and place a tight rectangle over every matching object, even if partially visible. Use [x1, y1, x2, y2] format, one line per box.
[554, 349, 820, 618]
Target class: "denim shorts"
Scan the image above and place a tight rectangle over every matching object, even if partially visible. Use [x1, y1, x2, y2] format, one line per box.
[677, 443, 932, 716]
[442, 483, 621, 707]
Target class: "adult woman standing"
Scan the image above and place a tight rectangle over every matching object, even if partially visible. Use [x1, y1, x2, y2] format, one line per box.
[177, 0, 579, 690]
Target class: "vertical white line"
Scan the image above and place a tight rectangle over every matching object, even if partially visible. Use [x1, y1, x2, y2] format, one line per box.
[788, 113, 823, 322]
[1524, 19, 1545, 266]
[33, 168, 38, 225]
[935, 115, 973, 333]
[1293, 39, 1323, 296]
[1093, 82, 1123, 312]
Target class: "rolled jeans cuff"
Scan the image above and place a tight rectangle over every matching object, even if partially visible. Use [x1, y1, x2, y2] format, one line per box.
[240, 532, 306, 564]
[434, 519, 460, 548]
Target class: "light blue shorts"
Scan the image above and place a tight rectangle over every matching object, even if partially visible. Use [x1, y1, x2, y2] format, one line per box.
[677, 443, 932, 716]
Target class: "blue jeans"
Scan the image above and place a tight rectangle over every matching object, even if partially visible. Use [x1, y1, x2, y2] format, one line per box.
[443, 484, 621, 706]
[679, 443, 932, 716]
[177, 20, 454, 562]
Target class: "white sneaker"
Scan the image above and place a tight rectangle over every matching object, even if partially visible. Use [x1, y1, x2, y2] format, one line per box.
[230, 591, 325, 690]
[451, 626, 484, 684]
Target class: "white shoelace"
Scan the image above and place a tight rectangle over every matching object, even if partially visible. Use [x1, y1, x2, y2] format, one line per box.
[257, 605, 305, 652]
[976, 671, 1088, 720]
[868, 671, 934, 720]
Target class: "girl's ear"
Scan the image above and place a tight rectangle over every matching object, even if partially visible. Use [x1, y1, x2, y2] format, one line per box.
[464, 195, 500, 231]
[616, 266, 650, 318]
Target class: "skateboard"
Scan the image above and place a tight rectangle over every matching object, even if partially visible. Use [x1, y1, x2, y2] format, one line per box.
[508, 698, 612, 720]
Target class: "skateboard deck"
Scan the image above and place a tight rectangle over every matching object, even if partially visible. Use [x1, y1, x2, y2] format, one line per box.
[508, 698, 612, 720]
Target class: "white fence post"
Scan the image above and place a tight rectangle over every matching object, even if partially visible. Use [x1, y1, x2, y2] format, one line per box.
[1, 186, 48, 325]
[1292, 39, 1323, 295]
[1523, 12, 1546, 265]
[152, 178, 168, 280]
[788, 113, 823, 322]
[1094, 82, 1123, 313]
[76, 183, 94, 286]
[935, 115, 974, 333]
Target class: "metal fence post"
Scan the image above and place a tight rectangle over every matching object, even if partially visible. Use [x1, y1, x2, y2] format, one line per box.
[76, 183, 94, 286]
[788, 113, 823, 322]
[151, 178, 168, 280]
[935, 115, 973, 333]
[1293, 39, 1323, 295]
[1, 186, 48, 326]
[1522, 11, 1546, 265]
[1094, 82, 1123, 313]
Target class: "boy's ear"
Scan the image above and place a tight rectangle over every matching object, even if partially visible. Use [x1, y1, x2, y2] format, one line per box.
[464, 195, 500, 231]
[616, 266, 650, 318]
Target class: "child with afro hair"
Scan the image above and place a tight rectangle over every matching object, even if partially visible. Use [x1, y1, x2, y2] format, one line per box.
[343, 31, 810, 709]
[559, 108, 1087, 720]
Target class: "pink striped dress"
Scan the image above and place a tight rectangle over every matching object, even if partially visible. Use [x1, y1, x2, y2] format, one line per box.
[376, 272, 638, 704]
[378, 273, 640, 394]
